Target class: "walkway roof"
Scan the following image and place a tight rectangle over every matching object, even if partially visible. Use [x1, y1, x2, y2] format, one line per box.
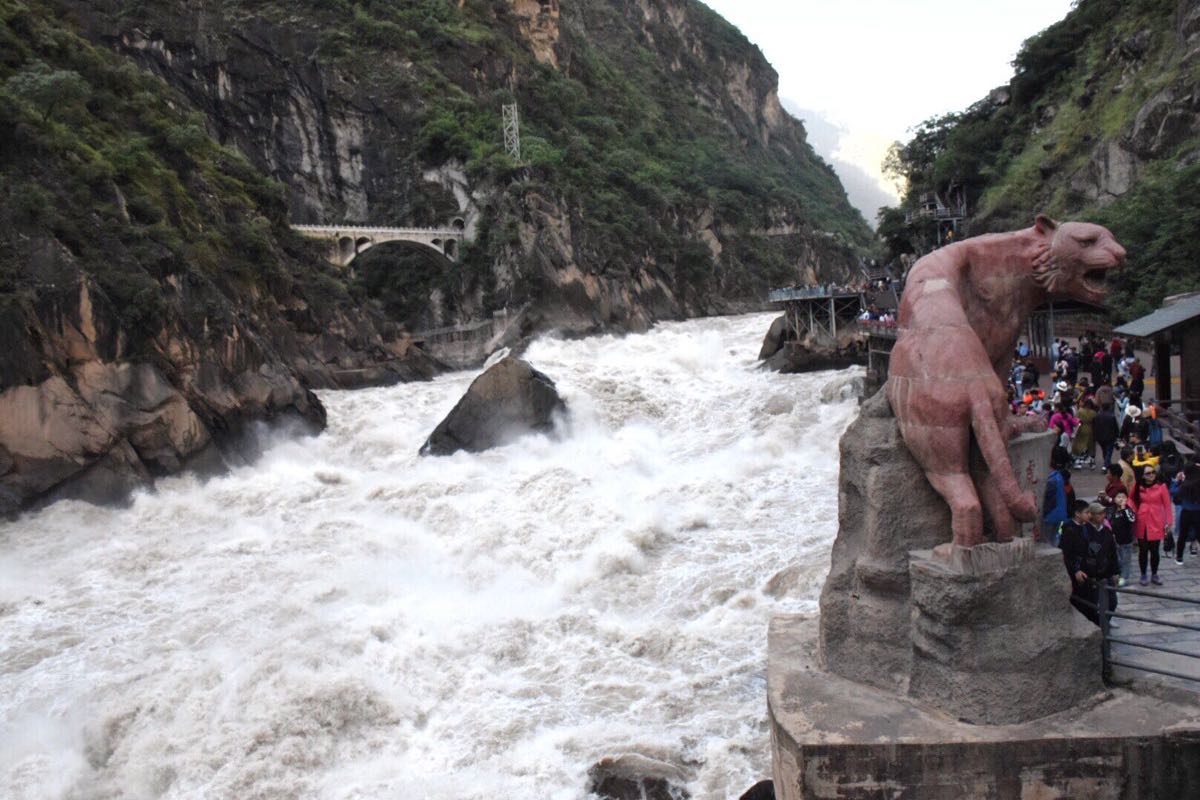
[1113, 294, 1200, 338]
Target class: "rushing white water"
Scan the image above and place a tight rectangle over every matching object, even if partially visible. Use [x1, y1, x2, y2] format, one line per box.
[0, 312, 860, 800]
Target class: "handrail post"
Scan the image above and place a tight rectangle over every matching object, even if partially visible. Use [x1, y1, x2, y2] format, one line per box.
[1100, 582, 1112, 684]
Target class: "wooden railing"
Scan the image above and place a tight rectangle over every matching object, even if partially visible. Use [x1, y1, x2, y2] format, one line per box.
[1155, 400, 1200, 453]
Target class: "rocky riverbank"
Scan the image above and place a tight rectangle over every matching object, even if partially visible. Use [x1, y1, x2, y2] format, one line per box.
[756, 314, 866, 374]
[0, 272, 440, 514]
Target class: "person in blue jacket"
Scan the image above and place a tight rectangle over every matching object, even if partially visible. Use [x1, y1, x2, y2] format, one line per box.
[1042, 446, 1073, 546]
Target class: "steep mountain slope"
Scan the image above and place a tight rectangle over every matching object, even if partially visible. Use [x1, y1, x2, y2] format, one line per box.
[883, 0, 1200, 318]
[0, 0, 871, 511]
[788, 104, 898, 228]
[66, 0, 872, 332]
[0, 0, 437, 513]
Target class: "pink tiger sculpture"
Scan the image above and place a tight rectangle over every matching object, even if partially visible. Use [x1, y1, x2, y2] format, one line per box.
[886, 215, 1126, 547]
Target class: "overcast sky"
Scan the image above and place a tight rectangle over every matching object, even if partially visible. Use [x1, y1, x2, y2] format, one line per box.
[699, 0, 1076, 203]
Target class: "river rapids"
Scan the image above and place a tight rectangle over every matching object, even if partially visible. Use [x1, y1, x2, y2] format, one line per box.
[0, 312, 861, 800]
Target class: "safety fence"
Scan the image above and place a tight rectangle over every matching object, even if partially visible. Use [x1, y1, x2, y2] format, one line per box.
[1094, 584, 1200, 686]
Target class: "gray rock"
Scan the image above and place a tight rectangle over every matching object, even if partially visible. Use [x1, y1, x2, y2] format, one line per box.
[818, 389, 1059, 703]
[761, 343, 864, 375]
[1185, 0, 1200, 42]
[1129, 88, 1197, 158]
[817, 374, 865, 403]
[818, 390, 952, 690]
[758, 315, 791, 360]
[738, 780, 774, 800]
[908, 544, 1103, 724]
[420, 357, 565, 456]
[587, 754, 690, 800]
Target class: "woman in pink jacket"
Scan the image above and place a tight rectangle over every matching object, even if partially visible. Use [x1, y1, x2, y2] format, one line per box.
[1131, 466, 1173, 585]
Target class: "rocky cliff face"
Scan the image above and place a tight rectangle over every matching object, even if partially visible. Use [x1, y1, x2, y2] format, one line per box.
[0, 222, 439, 514]
[63, 0, 869, 335]
[0, 253, 438, 514]
[0, 3, 438, 513]
[1, 0, 871, 512]
[1064, 0, 1200, 205]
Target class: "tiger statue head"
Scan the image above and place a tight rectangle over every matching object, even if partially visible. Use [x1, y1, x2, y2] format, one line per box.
[1030, 215, 1126, 306]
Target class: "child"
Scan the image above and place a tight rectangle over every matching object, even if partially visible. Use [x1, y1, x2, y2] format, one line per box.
[1106, 492, 1136, 586]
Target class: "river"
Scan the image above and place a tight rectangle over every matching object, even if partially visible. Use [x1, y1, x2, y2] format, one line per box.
[0, 312, 861, 800]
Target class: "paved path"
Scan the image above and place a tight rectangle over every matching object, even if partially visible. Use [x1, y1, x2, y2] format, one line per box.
[1029, 342, 1199, 692]
[1107, 550, 1200, 691]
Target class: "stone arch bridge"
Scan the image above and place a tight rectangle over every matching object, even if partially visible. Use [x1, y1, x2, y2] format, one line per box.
[292, 222, 467, 267]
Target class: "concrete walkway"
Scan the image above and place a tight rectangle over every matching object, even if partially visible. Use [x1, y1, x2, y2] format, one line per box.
[1028, 343, 1200, 692]
[1108, 552, 1200, 691]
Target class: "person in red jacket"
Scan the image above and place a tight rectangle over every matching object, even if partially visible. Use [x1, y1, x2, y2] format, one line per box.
[1131, 466, 1174, 585]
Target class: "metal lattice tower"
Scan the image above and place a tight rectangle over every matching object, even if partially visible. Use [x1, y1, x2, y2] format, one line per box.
[502, 103, 521, 162]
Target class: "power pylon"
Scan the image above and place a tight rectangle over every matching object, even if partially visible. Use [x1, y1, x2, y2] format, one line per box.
[502, 103, 521, 162]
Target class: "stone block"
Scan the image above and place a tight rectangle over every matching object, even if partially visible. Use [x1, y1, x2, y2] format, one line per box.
[770, 615, 1200, 800]
[818, 390, 1057, 695]
[908, 544, 1103, 724]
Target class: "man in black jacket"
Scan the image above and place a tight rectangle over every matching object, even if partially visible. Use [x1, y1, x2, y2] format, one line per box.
[1093, 405, 1120, 469]
[1061, 501, 1120, 626]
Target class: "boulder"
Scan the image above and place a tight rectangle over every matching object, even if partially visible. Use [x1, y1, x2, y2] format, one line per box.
[761, 342, 864, 374]
[817, 374, 865, 403]
[420, 357, 565, 456]
[758, 314, 791, 360]
[586, 754, 690, 800]
[739, 780, 774, 800]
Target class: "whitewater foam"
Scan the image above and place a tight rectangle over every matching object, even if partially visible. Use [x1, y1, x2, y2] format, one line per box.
[0, 312, 860, 799]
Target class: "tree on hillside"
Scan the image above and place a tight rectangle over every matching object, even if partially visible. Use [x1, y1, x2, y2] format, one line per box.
[4, 61, 89, 122]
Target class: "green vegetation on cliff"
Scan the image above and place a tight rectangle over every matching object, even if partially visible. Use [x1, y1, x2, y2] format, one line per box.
[0, 0, 358, 376]
[882, 0, 1200, 319]
[56, 0, 871, 331]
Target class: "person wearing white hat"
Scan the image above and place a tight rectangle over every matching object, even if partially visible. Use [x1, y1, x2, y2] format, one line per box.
[1121, 404, 1148, 443]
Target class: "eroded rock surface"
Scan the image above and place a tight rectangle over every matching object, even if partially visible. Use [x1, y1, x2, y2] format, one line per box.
[758, 314, 790, 360]
[0, 268, 438, 514]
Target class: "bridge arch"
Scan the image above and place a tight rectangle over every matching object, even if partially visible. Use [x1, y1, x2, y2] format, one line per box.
[292, 224, 466, 268]
[351, 238, 456, 273]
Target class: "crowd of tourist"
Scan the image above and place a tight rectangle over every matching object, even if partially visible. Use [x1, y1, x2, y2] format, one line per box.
[1020, 334, 1198, 626]
[858, 304, 896, 325]
[778, 277, 899, 299]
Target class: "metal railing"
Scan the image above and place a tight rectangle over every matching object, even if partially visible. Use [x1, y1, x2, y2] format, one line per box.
[1094, 584, 1200, 686]
[292, 224, 465, 238]
[767, 287, 864, 302]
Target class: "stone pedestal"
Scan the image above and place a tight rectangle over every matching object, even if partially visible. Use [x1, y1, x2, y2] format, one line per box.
[769, 616, 1200, 800]
[818, 390, 1057, 697]
[908, 542, 1102, 724]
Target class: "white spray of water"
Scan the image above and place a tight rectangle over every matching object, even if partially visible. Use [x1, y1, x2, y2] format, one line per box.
[0, 313, 860, 800]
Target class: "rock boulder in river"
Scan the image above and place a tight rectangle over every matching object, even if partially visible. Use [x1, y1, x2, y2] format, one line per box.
[586, 754, 691, 800]
[759, 318, 867, 374]
[758, 314, 792, 360]
[420, 357, 566, 456]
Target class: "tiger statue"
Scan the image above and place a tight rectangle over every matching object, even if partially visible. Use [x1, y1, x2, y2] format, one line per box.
[886, 215, 1126, 547]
